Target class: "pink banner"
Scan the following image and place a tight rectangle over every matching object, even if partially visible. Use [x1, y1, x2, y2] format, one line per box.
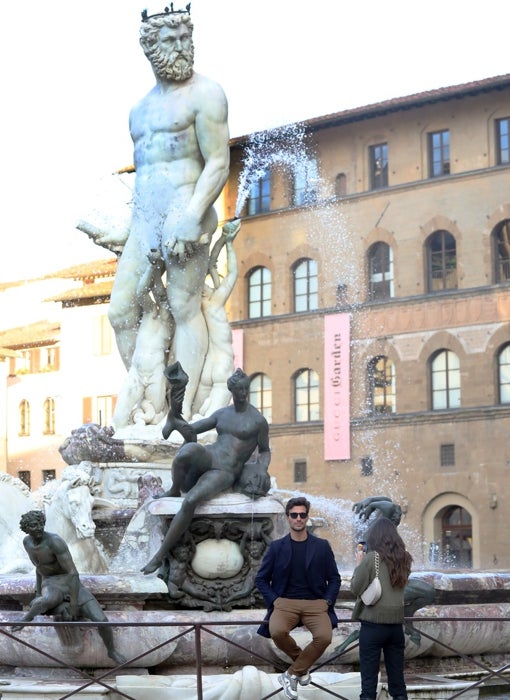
[231, 328, 244, 371]
[324, 314, 350, 460]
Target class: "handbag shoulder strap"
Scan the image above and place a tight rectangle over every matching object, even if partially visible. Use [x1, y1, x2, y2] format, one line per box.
[374, 551, 380, 578]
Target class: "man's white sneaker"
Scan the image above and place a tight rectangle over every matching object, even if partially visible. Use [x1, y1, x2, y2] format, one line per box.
[278, 670, 299, 699]
[298, 672, 311, 685]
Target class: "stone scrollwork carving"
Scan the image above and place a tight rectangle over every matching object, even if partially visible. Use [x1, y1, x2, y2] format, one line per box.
[157, 517, 273, 610]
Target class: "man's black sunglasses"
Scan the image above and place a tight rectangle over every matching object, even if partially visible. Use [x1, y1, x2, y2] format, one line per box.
[289, 512, 308, 519]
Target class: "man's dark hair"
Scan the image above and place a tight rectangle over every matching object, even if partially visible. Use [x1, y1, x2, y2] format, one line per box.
[285, 497, 310, 516]
[20, 510, 46, 533]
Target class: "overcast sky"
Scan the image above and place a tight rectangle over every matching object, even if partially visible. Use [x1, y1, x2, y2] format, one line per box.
[2, 0, 508, 282]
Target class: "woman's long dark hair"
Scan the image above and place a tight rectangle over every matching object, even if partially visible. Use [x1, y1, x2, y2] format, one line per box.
[366, 517, 413, 588]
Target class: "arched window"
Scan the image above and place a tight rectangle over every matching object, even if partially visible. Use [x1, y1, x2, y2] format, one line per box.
[497, 343, 510, 403]
[442, 506, 472, 568]
[43, 397, 56, 435]
[431, 350, 460, 409]
[368, 356, 396, 414]
[294, 369, 320, 422]
[368, 242, 394, 301]
[293, 259, 318, 312]
[493, 219, 510, 283]
[246, 170, 270, 215]
[248, 267, 271, 318]
[426, 231, 457, 292]
[249, 373, 272, 423]
[19, 400, 30, 436]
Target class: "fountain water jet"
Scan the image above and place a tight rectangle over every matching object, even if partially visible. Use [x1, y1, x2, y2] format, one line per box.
[234, 123, 316, 217]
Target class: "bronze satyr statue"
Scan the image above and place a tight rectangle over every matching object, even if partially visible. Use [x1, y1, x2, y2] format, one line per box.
[12, 510, 126, 665]
[352, 496, 402, 527]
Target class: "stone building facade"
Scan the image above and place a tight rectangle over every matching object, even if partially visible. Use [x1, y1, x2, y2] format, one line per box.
[222, 74, 510, 569]
[0, 263, 123, 491]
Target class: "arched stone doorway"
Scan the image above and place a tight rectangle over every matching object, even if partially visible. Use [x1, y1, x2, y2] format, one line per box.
[423, 493, 478, 568]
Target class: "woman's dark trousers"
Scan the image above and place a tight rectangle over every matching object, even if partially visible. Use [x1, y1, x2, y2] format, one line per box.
[359, 620, 407, 700]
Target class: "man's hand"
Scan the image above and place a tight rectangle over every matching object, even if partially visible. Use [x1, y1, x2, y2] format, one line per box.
[163, 212, 208, 262]
[170, 239, 200, 261]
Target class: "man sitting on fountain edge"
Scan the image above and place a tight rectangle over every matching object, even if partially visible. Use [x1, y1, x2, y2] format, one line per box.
[255, 497, 341, 700]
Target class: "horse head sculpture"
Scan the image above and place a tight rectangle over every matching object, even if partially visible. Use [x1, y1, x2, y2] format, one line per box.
[44, 466, 115, 574]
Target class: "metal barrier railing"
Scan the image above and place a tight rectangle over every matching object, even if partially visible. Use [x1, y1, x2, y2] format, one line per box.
[1, 616, 510, 699]
[403, 616, 510, 700]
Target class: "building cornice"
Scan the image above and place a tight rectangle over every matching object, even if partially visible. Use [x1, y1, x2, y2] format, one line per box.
[230, 74, 510, 147]
[267, 404, 510, 440]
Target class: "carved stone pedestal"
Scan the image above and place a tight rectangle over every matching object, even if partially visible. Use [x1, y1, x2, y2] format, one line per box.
[130, 493, 287, 610]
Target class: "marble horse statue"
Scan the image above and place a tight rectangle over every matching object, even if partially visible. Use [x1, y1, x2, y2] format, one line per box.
[43, 466, 113, 574]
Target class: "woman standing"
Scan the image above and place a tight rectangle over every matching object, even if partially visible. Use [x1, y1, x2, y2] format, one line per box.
[351, 517, 413, 700]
